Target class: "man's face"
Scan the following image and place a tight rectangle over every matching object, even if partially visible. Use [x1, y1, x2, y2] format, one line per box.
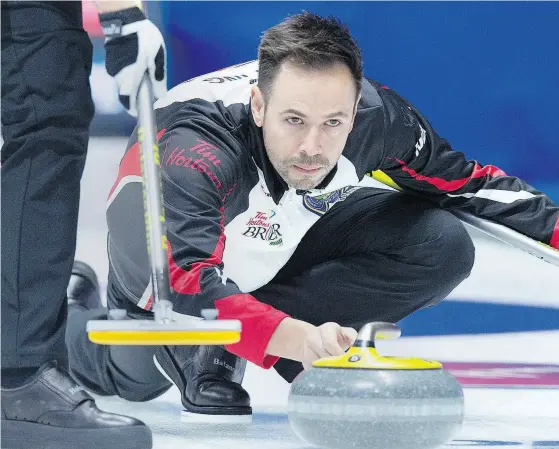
[251, 62, 359, 190]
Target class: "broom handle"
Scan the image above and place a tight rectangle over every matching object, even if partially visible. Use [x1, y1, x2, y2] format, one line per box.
[137, 73, 172, 306]
[452, 210, 559, 267]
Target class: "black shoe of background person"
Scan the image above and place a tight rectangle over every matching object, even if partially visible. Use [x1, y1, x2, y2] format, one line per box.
[1, 361, 152, 449]
[67, 260, 102, 311]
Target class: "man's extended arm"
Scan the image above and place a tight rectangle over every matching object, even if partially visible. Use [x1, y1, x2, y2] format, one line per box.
[153, 123, 290, 368]
[154, 121, 355, 369]
[375, 86, 559, 249]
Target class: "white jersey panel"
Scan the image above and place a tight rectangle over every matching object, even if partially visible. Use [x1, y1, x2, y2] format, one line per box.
[155, 61, 258, 110]
[222, 155, 366, 292]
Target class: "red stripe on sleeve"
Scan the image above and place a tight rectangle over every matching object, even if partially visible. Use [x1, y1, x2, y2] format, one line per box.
[107, 129, 166, 200]
[214, 294, 289, 369]
[168, 206, 226, 295]
[145, 295, 153, 310]
[471, 163, 506, 178]
[394, 158, 506, 192]
[550, 216, 559, 249]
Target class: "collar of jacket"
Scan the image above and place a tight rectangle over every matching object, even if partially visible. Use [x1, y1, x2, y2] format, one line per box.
[245, 103, 338, 205]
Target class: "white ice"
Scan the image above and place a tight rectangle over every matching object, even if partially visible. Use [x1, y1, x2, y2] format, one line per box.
[76, 138, 559, 449]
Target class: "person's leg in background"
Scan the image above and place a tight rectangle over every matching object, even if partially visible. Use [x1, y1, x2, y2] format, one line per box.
[1, 2, 151, 448]
[252, 188, 475, 383]
[1, 0, 91, 374]
[65, 265, 173, 402]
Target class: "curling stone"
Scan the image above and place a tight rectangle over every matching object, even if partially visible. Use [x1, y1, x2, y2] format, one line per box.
[287, 322, 464, 449]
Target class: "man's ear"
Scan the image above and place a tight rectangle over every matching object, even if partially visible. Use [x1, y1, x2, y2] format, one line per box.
[251, 86, 265, 127]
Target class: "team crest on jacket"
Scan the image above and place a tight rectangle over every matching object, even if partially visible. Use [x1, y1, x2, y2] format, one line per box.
[302, 186, 363, 216]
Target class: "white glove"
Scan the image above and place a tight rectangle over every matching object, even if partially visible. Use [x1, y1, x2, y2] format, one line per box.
[99, 7, 167, 116]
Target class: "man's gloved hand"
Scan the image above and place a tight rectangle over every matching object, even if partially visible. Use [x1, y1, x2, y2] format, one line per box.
[99, 7, 167, 116]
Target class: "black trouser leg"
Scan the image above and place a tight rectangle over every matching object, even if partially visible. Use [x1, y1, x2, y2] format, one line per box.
[1, 1, 94, 368]
[66, 271, 172, 402]
[252, 188, 475, 382]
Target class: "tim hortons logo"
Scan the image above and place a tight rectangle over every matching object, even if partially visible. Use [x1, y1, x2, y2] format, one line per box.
[242, 211, 283, 246]
[165, 140, 222, 189]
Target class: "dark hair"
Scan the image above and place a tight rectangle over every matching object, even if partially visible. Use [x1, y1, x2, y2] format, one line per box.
[257, 12, 363, 101]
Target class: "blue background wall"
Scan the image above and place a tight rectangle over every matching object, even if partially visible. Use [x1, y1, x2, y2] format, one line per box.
[155, 1, 558, 201]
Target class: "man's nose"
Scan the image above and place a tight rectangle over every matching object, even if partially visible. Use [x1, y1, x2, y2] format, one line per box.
[299, 127, 322, 156]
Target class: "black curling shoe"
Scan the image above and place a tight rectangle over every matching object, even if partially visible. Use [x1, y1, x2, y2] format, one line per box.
[155, 344, 252, 422]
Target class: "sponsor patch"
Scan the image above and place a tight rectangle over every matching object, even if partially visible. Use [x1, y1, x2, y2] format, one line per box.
[242, 210, 282, 246]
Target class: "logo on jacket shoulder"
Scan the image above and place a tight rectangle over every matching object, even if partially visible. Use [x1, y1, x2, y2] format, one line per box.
[303, 186, 362, 216]
[242, 211, 282, 246]
[415, 124, 427, 157]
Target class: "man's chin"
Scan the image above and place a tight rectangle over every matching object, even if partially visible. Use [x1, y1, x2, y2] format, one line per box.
[287, 174, 325, 190]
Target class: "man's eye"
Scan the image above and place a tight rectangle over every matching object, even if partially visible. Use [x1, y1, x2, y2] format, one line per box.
[286, 117, 303, 125]
[325, 119, 341, 127]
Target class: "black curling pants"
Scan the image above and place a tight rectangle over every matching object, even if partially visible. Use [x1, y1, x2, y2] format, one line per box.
[1, 1, 94, 369]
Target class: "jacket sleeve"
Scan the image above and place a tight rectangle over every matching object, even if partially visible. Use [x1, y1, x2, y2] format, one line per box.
[374, 86, 559, 249]
[158, 120, 289, 368]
